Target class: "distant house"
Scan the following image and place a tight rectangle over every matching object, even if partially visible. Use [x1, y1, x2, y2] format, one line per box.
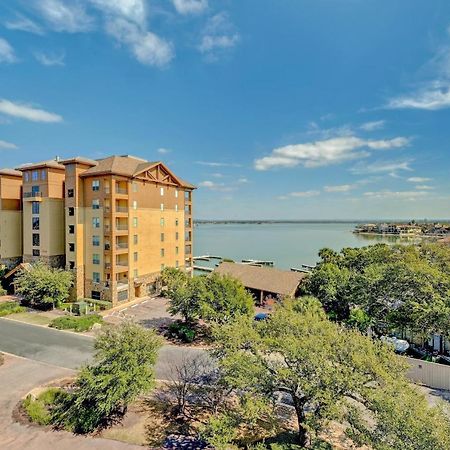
[214, 261, 307, 305]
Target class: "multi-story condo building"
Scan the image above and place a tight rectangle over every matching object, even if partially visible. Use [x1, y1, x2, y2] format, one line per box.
[0, 155, 195, 306]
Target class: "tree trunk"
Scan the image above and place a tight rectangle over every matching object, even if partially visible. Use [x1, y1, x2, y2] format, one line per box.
[293, 395, 308, 447]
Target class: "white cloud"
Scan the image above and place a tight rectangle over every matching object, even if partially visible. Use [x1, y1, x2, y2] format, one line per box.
[360, 120, 385, 131]
[387, 82, 450, 110]
[105, 18, 174, 67]
[254, 136, 409, 171]
[415, 185, 434, 190]
[198, 180, 234, 192]
[5, 15, 44, 35]
[0, 140, 18, 150]
[350, 160, 412, 175]
[237, 177, 249, 184]
[386, 29, 450, 110]
[157, 147, 171, 154]
[364, 190, 430, 200]
[196, 161, 242, 167]
[407, 177, 432, 183]
[89, 0, 147, 25]
[0, 99, 63, 123]
[199, 12, 240, 58]
[0, 38, 17, 64]
[35, 0, 94, 32]
[34, 51, 65, 66]
[324, 184, 354, 193]
[172, 0, 208, 15]
[290, 190, 320, 198]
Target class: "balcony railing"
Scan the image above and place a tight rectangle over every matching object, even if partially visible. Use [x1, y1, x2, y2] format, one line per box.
[116, 243, 128, 249]
[105, 262, 112, 270]
[24, 191, 42, 198]
[116, 261, 128, 267]
[116, 225, 128, 231]
[116, 188, 127, 195]
[116, 206, 128, 213]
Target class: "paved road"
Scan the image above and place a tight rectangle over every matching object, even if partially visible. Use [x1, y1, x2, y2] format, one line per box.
[0, 318, 206, 379]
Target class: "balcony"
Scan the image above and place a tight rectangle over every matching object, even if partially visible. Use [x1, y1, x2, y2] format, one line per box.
[116, 242, 128, 254]
[116, 261, 129, 273]
[23, 191, 43, 201]
[105, 262, 112, 270]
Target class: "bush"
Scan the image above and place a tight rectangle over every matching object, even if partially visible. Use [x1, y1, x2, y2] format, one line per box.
[23, 388, 64, 426]
[82, 298, 112, 311]
[0, 301, 26, 317]
[0, 286, 6, 296]
[49, 314, 103, 332]
[169, 321, 196, 343]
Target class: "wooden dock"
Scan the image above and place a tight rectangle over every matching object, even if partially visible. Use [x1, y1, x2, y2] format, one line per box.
[193, 265, 214, 272]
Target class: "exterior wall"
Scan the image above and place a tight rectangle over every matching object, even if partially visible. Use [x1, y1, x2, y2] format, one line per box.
[406, 357, 450, 391]
[0, 210, 22, 259]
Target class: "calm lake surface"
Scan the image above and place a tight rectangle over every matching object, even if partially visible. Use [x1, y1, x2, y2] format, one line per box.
[194, 222, 416, 270]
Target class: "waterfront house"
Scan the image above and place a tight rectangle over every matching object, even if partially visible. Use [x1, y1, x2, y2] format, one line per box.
[214, 261, 306, 305]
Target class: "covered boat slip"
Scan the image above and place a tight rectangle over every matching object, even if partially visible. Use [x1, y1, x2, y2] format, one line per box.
[214, 261, 307, 305]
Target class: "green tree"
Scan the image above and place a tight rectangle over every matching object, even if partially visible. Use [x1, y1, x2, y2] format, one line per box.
[14, 262, 73, 309]
[211, 298, 450, 448]
[53, 322, 162, 433]
[199, 273, 254, 324]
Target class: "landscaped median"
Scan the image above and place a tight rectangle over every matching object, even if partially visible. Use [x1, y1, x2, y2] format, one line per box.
[49, 314, 104, 332]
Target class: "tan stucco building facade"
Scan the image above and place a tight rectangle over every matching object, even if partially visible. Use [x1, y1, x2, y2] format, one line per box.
[0, 155, 195, 306]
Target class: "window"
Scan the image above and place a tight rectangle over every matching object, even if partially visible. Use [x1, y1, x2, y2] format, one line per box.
[176, 246, 179, 255]
[175, 204, 178, 212]
[175, 232, 179, 240]
[41, 169, 46, 180]
[32, 202, 40, 214]
[160, 248, 165, 257]
[69, 261, 75, 269]
[92, 235, 100, 246]
[132, 182, 138, 192]
[161, 263, 165, 271]
[134, 252, 138, 262]
[24, 172, 29, 182]
[68, 225, 75, 234]
[32, 233, 40, 246]
[133, 200, 137, 210]
[175, 189, 179, 198]
[32, 217, 40, 230]
[92, 180, 100, 191]
[133, 217, 138, 228]
[133, 269, 138, 278]
[160, 233, 164, 242]
[69, 243, 75, 252]
[105, 182, 110, 194]
[92, 199, 100, 210]
[67, 188, 74, 198]
[33, 249, 40, 257]
[160, 218, 165, 226]
[176, 260, 179, 268]
[32, 170, 39, 181]
[91, 291, 101, 300]
[93, 254, 100, 265]
[133, 234, 138, 245]
[175, 218, 179, 226]
[160, 203, 164, 211]
[68, 207, 74, 216]
[92, 217, 100, 228]
[93, 272, 100, 283]
[160, 187, 164, 196]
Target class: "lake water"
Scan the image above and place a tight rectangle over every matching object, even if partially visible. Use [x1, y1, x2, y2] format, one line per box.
[194, 222, 415, 270]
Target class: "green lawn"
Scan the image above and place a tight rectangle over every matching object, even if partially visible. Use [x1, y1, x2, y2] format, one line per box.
[7, 312, 52, 326]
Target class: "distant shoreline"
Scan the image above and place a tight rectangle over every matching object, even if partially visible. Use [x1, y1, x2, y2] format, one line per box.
[195, 220, 450, 225]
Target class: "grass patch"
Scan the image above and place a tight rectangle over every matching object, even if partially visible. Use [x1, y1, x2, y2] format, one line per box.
[0, 301, 26, 317]
[23, 388, 63, 426]
[7, 312, 52, 326]
[49, 314, 103, 332]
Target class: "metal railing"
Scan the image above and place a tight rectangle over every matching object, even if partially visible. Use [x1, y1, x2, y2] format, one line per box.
[24, 191, 42, 198]
[116, 187, 128, 195]
[116, 206, 128, 213]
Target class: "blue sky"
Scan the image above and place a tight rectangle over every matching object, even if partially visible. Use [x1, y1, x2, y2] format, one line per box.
[1, 0, 450, 220]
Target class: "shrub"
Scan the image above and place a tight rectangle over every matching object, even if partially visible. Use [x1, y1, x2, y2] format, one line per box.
[82, 298, 113, 311]
[0, 286, 6, 296]
[49, 314, 103, 332]
[0, 301, 26, 317]
[169, 321, 196, 343]
[23, 388, 63, 426]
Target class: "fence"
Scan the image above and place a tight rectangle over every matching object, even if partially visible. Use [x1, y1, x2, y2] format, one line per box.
[406, 357, 450, 391]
